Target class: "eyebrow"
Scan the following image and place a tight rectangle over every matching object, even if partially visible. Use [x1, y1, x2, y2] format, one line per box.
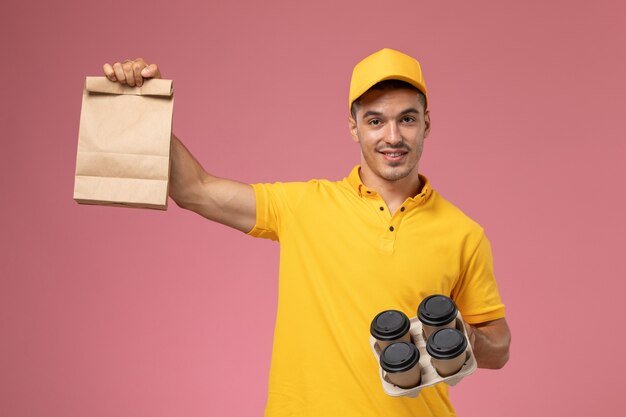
[361, 108, 421, 119]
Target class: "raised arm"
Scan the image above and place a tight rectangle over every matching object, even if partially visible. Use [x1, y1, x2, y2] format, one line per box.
[103, 59, 256, 233]
[168, 134, 256, 232]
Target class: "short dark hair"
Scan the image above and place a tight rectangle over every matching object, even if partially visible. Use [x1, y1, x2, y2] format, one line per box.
[350, 80, 426, 119]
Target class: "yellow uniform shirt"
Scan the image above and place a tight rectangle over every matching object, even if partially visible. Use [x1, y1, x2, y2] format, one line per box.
[249, 166, 505, 417]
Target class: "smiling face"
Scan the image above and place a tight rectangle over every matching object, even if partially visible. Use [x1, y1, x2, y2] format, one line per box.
[349, 85, 431, 190]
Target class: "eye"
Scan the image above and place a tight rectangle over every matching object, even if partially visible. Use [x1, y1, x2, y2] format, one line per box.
[368, 119, 381, 126]
[401, 116, 416, 123]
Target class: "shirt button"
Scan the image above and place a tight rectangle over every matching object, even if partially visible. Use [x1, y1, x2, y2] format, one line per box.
[366, 191, 371, 194]
[400, 207, 405, 212]
[389, 226, 394, 232]
[379, 207, 384, 211]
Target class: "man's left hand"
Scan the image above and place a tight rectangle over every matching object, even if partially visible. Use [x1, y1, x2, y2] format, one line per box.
[464, 318, 511, 369]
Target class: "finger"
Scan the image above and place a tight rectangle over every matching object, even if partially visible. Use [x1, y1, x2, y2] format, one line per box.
[141, 63, 161, 79]
[103, 63, 117, 81]
[132, 61, 145, 87]
[112, 62, 126, 84]
[122, 61, 135, 87]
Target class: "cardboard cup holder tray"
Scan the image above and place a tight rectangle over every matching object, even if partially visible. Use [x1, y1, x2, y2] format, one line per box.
[369, 313, 477, 397]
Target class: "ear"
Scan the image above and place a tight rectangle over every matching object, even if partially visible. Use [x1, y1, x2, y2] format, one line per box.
[423, 110, 431, 139]
[348, 115, 359, 143]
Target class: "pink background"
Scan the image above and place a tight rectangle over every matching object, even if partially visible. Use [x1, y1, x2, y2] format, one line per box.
[2, 0, 625, 415]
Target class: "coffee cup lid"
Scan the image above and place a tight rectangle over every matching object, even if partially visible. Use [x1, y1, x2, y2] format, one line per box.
[380, 342, 420, 373]
[370, 310, 410, 341]
[417, 295, 458, 326]
[426, 328, 468, 360]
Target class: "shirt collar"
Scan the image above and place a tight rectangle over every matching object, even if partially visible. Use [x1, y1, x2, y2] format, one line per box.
[346, 165, 433, 203]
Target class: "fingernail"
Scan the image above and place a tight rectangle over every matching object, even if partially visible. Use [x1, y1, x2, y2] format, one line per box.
[141, 68, 151, 76]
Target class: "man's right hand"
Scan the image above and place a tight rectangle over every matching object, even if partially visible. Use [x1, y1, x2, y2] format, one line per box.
[103, 58, 161, 87]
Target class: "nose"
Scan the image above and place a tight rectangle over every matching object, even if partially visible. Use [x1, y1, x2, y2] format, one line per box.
[386, 121, 402, 145]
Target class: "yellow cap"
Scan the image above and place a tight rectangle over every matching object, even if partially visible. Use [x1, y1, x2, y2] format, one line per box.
[349, 48, 428, 113]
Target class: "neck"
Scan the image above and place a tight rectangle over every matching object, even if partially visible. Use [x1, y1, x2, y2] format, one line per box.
[359, 166, 422, 214]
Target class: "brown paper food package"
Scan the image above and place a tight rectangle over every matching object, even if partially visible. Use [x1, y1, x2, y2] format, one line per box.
[74, 76, 174, 210]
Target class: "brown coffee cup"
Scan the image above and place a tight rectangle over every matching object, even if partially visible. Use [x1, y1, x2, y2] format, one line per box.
[417, 295, 458, 339]
[426, 328, 468, 377]
[370, 310, 412, 350]
[380, 342, 422, 389]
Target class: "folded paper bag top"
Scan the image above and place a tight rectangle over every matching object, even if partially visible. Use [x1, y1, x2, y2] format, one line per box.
[74, 76, 174, 210]
[84, 76, 173, 96]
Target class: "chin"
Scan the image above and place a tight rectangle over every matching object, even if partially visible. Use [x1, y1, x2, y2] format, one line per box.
[379, 167, 413, 182]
